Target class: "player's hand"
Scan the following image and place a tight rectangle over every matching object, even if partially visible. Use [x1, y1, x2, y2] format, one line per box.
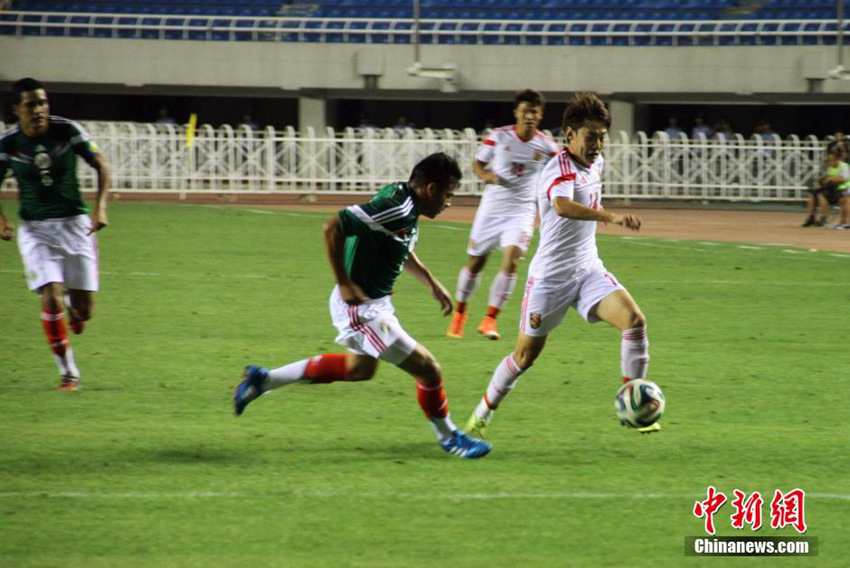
[430, 280, 454, 316]
[484, 173, 501, 185]
[612, 213, 641, 231]
[0, 218, 13, 241]
[339, 282, 368, 305]
[88, 208, 108, 235]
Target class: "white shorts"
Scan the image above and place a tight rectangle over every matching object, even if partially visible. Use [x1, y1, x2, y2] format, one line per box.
[519, 268, 626, 337]
[329, 286, 417, 365]
[17, 215, 99, 293]
[467, 210, 535, 257]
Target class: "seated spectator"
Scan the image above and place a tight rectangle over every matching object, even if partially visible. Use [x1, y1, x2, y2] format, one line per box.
[691, 114, 712, 139]
[393, 115, 415, 132]
[664, 116, 685, 140]
[803, 151, 850, 227]
[239, 111, 259, 130]
[752, 120, 780, 144]
[826, 130, 850, 160]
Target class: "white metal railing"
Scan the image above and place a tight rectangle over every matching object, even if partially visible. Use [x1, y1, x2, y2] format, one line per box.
[0, 122, 825, 201]
[0, 12, 846, 46]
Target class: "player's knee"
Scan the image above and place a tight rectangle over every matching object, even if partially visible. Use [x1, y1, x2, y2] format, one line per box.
[628, 311, 647, 330]
[347, 366, 375, 382]
[513, 349, 537, 370]
[418, 357, 442, 384]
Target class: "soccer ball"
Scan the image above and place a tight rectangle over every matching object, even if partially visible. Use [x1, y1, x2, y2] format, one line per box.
[614, 379, 665, 428]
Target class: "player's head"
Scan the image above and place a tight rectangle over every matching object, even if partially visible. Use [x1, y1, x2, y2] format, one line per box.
[409, 152, 462, 219]
[513, 89, 545, 133]
[826, 151, 841, 167]
[562, 92, 611, 167]
[12, 77, 49, 137]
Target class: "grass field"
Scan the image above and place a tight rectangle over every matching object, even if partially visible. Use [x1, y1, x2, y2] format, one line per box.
[1, 201, 848, 567]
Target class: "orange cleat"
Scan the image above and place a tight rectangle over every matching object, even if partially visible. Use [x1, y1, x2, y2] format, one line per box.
[477, 316, 500, 340]
[57, 376, 81, 390]
[446, 310, 469, 338]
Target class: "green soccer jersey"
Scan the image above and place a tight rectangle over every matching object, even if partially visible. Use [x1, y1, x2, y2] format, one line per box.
[0, 116, 101, 221]
[337, 181, 420, 299]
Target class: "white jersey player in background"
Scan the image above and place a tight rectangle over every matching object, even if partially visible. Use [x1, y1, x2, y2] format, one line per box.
[465, 92, 661, 439]
[447, 89, 559, 341]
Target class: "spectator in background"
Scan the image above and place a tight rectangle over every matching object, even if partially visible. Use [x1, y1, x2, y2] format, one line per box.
[393, 115, 415, 132]
[713, 118, 734, 142]
[155, 106, 176, 125]
[239, 111, 259, 130]
[480, 118, 495, 135]
[752, 120, 780, 144]
[691, 114, 712, 139]
[357, 112, 374, 129]
[826, 130, 850, 160]
[802, 151, 849, 227]
[664, 116, 685, 140]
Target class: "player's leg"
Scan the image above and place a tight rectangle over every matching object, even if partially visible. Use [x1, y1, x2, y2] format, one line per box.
[234, 352, 378, 415]
[477, 245, 522, 340]
[591, 289, 658, 433]
[396, 344, 491, 458]
[39, 282, 81, 389]
[841, 195, 850, 226]
[447, 254, 487, 338]
[67, 289, 94, 334]
[802, 190, 818, 226]
[816, 191, 830, 225]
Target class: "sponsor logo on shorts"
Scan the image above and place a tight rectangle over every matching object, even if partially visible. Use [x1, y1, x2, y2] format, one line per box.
[529, 313, 541, 329]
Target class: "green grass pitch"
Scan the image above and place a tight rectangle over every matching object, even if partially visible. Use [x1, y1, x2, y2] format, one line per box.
[1, 202, 848, 567]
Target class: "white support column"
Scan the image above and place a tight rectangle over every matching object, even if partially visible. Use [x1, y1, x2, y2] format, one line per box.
[299, 97, 327, 133]
[608, 100, 635, 139]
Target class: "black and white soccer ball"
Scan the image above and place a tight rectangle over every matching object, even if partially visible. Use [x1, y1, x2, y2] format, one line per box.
[614, 379, 665, 428]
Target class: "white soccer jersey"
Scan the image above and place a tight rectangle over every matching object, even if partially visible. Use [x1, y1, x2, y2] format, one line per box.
[474, 126, 559, 217]
[529, 150, 606, 281]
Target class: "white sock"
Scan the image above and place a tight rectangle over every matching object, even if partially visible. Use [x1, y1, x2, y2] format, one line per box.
[264, 359, 310, 390]
[621, 326, 650, 380]
[455, 267, 482, 304]
[475, 354, 525, 420]
[488, 271, 518, 311]
[429, 414, 458, 442]
[53, 347, 80, 378]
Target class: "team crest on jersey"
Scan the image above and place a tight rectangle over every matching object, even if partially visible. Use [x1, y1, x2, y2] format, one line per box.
[34, 152, 51, 170]
[529, 313, 542, 329]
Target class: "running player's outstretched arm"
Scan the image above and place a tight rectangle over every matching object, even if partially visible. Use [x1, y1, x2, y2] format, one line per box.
[404, 252, 453, 315]
[88, 154, 111, 234]
[552, 197, 641, 231]
[323, 215, 367, 305]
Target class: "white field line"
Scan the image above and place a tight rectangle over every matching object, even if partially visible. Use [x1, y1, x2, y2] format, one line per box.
[0, 490, 847, 502]
[636, 280, 847, 287]
[431, 224, 467, 231]
[737, 245, 763, 250]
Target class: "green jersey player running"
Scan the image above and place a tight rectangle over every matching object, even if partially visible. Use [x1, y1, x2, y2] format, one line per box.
[233, 152, 491, 459]
[0, 78, 111, 390]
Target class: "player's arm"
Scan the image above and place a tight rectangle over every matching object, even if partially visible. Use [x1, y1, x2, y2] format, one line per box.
[473, 160, 500, 186]
[0, 204, 13, 241]
[552, 197, 641, 231]
[87, 153, 111, 234]
[323, 214, 367, 305]
[404, 252, 453, 315]
[0, 160, 11, 241]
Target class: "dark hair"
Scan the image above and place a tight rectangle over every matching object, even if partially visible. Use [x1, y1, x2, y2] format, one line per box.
[12, 77, 45, 105]
[514, 89, 545, 109]
[409, 152, 462, 192]
[562, 92, 611, 133]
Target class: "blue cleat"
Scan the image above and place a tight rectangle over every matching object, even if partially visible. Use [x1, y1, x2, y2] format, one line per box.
[233, 365, 268, 416]
[440, 430, 492, 459]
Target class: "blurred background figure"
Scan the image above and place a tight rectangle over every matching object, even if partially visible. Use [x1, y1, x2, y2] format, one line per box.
[239, 111, 259, 130]
[802, 151, 849, 227]
[155, 105, 176, 125]
[826, 130, 850, 160]
[664, 116, 684, 139]
[691, 113, 712, 139]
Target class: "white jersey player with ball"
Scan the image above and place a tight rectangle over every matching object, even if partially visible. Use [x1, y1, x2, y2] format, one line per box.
[465, 92, 662, 441]
[447, 89, 558, 341]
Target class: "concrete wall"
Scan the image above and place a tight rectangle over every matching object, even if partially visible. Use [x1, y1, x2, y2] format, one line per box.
[2, 36, 849, 100]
